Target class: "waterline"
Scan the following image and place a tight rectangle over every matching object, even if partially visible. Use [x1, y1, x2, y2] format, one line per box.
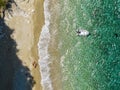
[38, 0, 53, 90]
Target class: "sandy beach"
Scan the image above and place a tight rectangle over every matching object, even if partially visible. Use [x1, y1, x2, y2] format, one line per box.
[3, 0, 44, 90]
[32, 0, 44, 90]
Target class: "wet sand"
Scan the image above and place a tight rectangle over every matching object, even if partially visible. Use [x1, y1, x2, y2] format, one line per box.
[31, 0, 44, 90]
[48, 1, 63, 90]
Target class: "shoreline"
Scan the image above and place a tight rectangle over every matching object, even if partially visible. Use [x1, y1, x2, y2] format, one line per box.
[38, 0, 62, 89]
[38, 0, 53, 89]
[31, 0, 44, 90]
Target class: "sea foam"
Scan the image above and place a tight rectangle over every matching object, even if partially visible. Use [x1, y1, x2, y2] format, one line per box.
[38, 0, 53, 90]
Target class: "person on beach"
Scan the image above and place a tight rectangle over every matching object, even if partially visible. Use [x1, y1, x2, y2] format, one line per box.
[32, 61, 37, 68]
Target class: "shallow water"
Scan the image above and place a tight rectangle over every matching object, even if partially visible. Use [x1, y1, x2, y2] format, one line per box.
[39, 0, 120, 90]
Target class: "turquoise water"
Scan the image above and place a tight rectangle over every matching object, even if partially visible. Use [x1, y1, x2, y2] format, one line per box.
[39, 0, 120, 90]
[58, 0, 120, 90]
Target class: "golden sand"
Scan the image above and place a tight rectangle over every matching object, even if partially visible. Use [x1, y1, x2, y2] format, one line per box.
[31, 0, 44, 90]
[4, 0, 44, 90]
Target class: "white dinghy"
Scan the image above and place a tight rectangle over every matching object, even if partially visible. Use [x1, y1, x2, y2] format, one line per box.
[76, 29, 90, 36]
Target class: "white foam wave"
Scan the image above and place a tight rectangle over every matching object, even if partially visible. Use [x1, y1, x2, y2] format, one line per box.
[38, 0, 53, 90]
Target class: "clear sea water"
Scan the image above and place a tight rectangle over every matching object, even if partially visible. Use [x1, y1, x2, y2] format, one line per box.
[39, 0, 120, 90]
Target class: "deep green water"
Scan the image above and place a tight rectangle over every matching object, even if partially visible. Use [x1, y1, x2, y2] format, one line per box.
[57, 0, 120, 90]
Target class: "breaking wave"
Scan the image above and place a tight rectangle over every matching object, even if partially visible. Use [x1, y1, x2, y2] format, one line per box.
[38, 0, 53, 90]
